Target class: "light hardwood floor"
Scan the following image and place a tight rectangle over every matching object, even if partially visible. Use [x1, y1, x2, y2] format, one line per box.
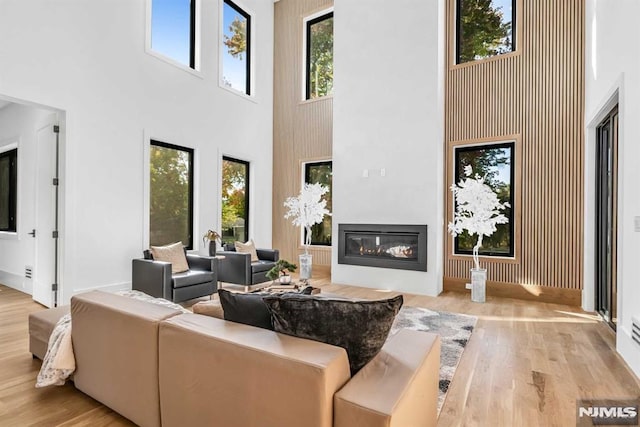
[1, 278, 639, 427]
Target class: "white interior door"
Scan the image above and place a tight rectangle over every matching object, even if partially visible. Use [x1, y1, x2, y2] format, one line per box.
[32, 123, 56, 307]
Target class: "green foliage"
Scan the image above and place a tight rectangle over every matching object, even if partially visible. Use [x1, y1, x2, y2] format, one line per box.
[458, 0, 512, 63]
[221, 159, 247, 244]
[309, 16, 333, 98]
[456, 146, 512, 254]
[266, 259, 298, 281]
[150, 145, 191, 247]
[306, 163, 332, 245]
[224, 17, 247, 59]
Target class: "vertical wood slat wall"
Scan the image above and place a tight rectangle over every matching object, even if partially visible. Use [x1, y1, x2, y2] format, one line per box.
[444, 0, 585, 290]
[273, 0, 333, 266]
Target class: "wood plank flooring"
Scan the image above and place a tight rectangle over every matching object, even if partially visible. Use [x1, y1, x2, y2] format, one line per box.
[1, 279, 638, 426]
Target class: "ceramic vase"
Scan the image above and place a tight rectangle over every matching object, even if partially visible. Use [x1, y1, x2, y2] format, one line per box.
[471, 268, 487, 303]
[279, 274, 291, 284]
[299, 254, 313, 281]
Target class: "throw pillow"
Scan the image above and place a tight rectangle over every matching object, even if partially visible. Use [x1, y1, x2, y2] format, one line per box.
[217, 289, 274, 330]
[234, 240, 259, 263]
[150, 242, 189, 274]
[263, 294, 403, 375]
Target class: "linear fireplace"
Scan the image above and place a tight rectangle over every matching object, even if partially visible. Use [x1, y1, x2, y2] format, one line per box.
[338, 224, 427, 272]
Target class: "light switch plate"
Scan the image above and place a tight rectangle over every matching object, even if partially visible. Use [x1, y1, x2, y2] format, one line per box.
[635, 216, 640, 232]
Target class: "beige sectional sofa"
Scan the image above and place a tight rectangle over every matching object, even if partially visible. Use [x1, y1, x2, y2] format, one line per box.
[69, 290, 440, 427]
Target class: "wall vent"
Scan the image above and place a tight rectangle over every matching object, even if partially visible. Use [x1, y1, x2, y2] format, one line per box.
[25, 266, 33, 279]
[632, 316, 640, 346]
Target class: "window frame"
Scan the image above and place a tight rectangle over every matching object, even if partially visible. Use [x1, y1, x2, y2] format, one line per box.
[221, 156, 250, 244]
[304, 10, 334, 101]
[303, 160, 332, 246]
[449, 139, 518, 260]
[220, 0, 252, 96]
[149, 139, 195, 249]
[147, 0, 198, 71]
[454, 0, 517, 66]
[0, 148, 17, 233]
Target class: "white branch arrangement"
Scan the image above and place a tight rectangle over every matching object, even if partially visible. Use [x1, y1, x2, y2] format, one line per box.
[448, 165, 510, 270]
[284, 183, 331, 254]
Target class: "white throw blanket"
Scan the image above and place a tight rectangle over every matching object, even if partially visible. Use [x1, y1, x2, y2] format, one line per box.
[35, 290, 188, 388]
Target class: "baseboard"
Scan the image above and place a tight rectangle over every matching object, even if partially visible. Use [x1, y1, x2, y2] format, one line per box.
[617, 327, 640, 382]
[313, 264, 331, 276]
[0, 270, 31, 294]
[443, 277, 582, 306]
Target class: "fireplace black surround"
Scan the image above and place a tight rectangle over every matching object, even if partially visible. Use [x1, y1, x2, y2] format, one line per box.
[338, 224, 427, 272]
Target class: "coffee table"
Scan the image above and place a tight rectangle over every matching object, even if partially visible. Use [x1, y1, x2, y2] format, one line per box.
[252, 283, 321, 295]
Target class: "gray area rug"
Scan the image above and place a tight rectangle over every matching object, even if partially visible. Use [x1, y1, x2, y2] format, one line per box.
[389, 306, 477, 413]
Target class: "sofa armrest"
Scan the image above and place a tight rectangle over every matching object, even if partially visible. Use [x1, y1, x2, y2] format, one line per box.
[216, 251, 252, 285]
[71, 291, 183, 427]
[334, 329, 440, 427]
[257, 248, 279, 262]
[132, 258, 172, 300]
[186, 254, 218, 272]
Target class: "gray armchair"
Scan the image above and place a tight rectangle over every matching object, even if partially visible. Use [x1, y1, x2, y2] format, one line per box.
[217, 246, 279, 291]
[132, 250, 218, 303]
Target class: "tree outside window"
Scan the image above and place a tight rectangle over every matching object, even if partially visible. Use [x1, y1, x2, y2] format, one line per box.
[457, 0, 514, 64]
[150, 141, 194, 248]
[306, 12, 333, 99]
[222, 0, 251, 95]
[304, 161, 332, 245]
[221, 157, 249, 245]
[454, 143, 514, 256]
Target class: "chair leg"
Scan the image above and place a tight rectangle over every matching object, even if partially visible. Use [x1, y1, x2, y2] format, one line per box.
[244, 285, 249, 293]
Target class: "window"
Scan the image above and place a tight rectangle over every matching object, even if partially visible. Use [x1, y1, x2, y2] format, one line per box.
[454, 142, 514, 257]
[456, 0, 515, 64]
[304, 161, 332, 245]
[150, 0, 196, 68]
[0, 148, 17, 232]
[221, 157, 249, 244]
[306, 11, 333, 100]
[222, 0, 251, 95]
[150, 141, 194, 248]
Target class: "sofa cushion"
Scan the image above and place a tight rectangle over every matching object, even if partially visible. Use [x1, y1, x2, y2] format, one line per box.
[150, 242, 189, 274]
[251, 260, 275, 273]
[217, 289, 274, 330]
[263, 294, 403, 375]
[172, 270, 214, 288]
[192, 298, 224, 319]
[234, 239, 259, 262]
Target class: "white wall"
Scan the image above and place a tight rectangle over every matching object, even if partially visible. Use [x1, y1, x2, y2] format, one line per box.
[585, 0, 640, 377]
[0, 0, 273, 303]
[331, 0, 445, 296]
[0, 103, 56, 293]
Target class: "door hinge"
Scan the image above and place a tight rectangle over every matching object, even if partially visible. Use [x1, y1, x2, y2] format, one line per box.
[53, 125, 60, 133]
[52, 178, 59, 186]
[52, 231, 59, 239]
[52, 283, 58, 292]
